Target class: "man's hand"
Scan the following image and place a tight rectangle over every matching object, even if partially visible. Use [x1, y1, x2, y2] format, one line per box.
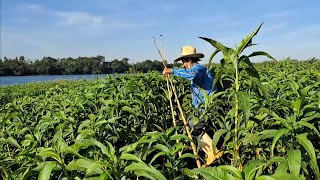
[163, 68, 172, 77]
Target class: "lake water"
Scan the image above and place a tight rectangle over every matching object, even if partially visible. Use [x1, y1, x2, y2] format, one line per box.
[0, 74, 109, 86]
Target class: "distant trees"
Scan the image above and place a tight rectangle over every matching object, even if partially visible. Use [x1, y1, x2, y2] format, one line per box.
[0, 56, 174, 76]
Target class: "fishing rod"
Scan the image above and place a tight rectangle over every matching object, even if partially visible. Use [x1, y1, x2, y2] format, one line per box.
[153, 36, 201, 168]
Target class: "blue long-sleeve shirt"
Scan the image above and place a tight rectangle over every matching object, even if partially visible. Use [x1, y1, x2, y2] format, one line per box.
[172, 64, 216, 108]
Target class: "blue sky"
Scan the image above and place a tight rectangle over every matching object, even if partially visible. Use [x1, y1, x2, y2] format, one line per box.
[1, 0, 319, 63]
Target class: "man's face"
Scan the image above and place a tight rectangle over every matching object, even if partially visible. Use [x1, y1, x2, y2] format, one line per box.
[182, 58, 191, 69]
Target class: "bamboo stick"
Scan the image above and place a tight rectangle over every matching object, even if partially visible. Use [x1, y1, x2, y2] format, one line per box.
[153, 37, 181, 157]
[153, 36, 201, 167]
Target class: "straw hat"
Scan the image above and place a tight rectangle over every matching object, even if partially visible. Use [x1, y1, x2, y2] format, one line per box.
[174, 46, 204, 62]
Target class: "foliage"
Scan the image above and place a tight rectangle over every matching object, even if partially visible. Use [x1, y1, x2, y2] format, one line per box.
[0, 24, 319, 179]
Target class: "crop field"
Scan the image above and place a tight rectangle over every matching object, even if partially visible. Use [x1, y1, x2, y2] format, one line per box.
[0, 58, 319, 180]
[0, 23, 319, 180]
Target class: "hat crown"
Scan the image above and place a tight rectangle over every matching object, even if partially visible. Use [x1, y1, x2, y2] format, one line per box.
[174, 45, 204, 62]
[180, 46, 197, 56]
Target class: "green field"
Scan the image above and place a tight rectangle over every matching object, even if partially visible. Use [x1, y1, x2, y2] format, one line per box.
[0, 58, 319, 179]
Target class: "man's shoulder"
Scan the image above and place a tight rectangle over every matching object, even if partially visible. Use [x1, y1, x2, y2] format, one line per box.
[193, 63, 208, 70]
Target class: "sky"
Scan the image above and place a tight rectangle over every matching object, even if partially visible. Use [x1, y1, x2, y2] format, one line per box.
[1, 0, 319, 63]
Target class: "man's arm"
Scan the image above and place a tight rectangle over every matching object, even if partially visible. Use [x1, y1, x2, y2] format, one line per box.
[163, 66, 200, 80]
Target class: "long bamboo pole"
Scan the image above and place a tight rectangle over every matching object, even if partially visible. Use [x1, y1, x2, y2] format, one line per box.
[153, 37, 180, 157]
[153, 36, 201, 168]
[159, 36, 182, 157]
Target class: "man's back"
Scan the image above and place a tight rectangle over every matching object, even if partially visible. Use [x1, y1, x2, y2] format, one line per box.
[172, 63, 215, 108]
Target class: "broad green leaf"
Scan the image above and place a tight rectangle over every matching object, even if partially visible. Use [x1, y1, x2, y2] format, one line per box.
[258, 129, 278, 139]
[251, 77, 271, 106]
[155, 144, 170, 154]
[297, 121, 320, 138]
[218, 165, 243, 179]
[170, 134, 192, 142]
[247, 51, 277, 62]
[165, 127, 176, 137]
[183, 168, 199, 179]
[292, 97, 304, 116]
[124, 162, 166, 180]
[271, 128, 290, 157]
[150, 151, 166, 164]
[239, 55, 255, 69]
[171, 142, 187, 155]
[119, 99, 130, 105]
[265, 157, 287, 165]
[38, 161, 56, 180]
[301, 112, 320, 122]
[83, 172, 112, 180]
[74, 139, 111, 158]
[178, 153, 198, 160]
[120, 153, 144, 164]
[208, 49, 220, 68]
[66, 159, 103, 175]
[60, 143, 85, 159]
[243, 159, 265, 180]
[199, 37, 235, 63]
[287, 149, 301, 176]
[275, 162, 288, 174]
[269, 117, 292, 130]
[89, 114, 95, 121]
[245, 67, 260, 80]
[235, 23, 263, 56]
[256, 173, 301, 180]
[6, 137, 21, 149]
[106, 141, 115, 161]
[121, 106, 136, 114]
[33, 162, 52, 172]
[300, 85, 314, 97]
[318, 92, 320, 108]
[236, 91, 251, 125]
[212, 60, 225, 89]
[86, 162, 103, 175]
[38, 148, 62, 164]
[251, 129, 277, 145]
[199, 37, 233, 55]
[119, 141, 140, 153]
[239, 56, 260, 78]
[98, 98, 117, 106]
[211, 129, 227, 150]
[296, 134, 319, 178]
[192, 167, 235, 180]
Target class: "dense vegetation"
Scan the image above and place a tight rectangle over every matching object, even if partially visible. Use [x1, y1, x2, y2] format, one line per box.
[0, 58, 319, 179]
[1, 23, 319, 179]
[0, 56, 174, 76]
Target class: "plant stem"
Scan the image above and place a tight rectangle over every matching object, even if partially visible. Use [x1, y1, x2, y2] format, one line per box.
[234, 67, 242, 170]
[6, 143, 11, 157]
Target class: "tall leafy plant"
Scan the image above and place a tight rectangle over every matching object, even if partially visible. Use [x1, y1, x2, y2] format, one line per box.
[199, 23, 276, 169]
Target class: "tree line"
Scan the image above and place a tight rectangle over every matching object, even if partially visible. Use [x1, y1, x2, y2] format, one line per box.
[0, 56, 176, 76]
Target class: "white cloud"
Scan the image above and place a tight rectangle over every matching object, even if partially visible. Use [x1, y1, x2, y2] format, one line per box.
[263, 10, 293, 19]
[20, 3, 46, 13]
[55, 11, 104, 26]
[15, 3, 154, 29]
[16, 3, 105, 27]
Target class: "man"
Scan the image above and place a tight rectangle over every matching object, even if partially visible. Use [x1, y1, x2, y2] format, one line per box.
[162, 45, 221, 166]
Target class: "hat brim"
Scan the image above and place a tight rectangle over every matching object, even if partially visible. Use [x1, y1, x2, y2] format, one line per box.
[174, 53, 204, 62]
